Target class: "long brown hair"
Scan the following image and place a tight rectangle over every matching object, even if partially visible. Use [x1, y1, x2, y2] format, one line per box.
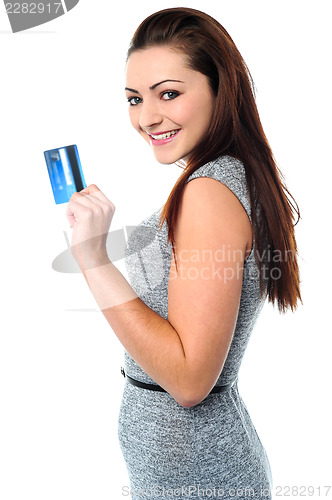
[127, 7, 302, 313]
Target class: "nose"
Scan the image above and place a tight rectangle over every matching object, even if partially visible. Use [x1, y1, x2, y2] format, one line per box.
[139, 99, 163, 131]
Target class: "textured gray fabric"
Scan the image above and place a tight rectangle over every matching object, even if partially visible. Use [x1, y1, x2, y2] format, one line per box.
[118, 155, 273, 499]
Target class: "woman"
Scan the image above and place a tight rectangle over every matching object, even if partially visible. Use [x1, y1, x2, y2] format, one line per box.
[66, 7, 301, 499]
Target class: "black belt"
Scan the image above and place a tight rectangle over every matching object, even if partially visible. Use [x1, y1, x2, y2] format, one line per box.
[121, 367, 236, 394]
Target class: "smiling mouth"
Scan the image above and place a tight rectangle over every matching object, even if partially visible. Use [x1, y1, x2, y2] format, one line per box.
[149, 129, 180, 140]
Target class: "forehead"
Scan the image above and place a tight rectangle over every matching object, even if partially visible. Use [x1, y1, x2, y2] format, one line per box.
[125, 46, 189, 86]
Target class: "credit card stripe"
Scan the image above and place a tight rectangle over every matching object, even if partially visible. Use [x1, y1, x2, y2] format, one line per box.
[66, 145, 85, 192]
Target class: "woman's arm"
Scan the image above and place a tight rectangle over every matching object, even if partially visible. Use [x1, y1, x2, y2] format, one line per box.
[67, 178, 252, 407]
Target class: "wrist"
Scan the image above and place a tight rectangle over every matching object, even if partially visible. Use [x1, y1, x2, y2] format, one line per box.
[83, 258, 138, 310]
[75, 247, 110, 273]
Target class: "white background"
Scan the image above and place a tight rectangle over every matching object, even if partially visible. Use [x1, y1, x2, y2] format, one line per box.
[0, 1, 331, 499]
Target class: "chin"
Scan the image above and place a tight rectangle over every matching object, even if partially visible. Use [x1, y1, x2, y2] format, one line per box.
[155, 158, 176, 165]
[154, 154, 190, 168]
[152, 151, 180, 165]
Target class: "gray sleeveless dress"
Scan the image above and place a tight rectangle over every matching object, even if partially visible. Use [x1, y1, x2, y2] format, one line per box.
[118, 155, 273, 499]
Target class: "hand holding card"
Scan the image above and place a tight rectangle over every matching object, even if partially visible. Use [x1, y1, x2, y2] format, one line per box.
[65, 184, 115, 272]
[45, 144, 114, 270]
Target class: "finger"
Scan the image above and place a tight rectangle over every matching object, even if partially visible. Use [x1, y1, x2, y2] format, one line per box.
[77, 184, 115, 207]
[65, 198, 92, 223]
[66, 213, 76, 228]
[69, 192, 112, 214]
[79, 184, 100, 195]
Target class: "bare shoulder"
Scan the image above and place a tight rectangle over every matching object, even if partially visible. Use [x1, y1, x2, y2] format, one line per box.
[176, 176, 252, 254]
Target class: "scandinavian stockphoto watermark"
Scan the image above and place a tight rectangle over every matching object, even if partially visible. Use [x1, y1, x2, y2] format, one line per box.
[52, 226, 296, 281]
[3, 0, 79, 33]
[55, 225, 297, 312]
[53, 225, 296, 310]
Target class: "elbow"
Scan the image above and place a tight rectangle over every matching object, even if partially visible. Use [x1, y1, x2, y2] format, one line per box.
[174, 386, 209, 408]
[169, 368, 221, 408]
[178, 398, 202, 408]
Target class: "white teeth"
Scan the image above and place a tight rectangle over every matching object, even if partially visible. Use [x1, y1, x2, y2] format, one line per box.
[150, 130, 179, 140]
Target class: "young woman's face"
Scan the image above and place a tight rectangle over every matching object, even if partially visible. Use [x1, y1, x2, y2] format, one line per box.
[125, 46, 215, 165]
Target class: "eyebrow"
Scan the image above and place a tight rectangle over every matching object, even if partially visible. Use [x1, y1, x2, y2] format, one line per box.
[125, 79, 185, 93]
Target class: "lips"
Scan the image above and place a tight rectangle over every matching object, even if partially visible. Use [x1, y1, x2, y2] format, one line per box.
[147, 129, 181, 146]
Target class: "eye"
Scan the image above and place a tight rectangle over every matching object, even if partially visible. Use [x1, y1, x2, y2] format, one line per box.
[127, 96, 142, 106]
[161, 91, 180, 101]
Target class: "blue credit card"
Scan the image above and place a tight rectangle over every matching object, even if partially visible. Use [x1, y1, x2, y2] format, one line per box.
[44, 144, 86, 204]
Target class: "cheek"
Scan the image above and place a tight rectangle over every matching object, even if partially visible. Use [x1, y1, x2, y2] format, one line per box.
[172, 97, 213, 132]
[170, 99, 192, 125]
[194, 98, 214, 133]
